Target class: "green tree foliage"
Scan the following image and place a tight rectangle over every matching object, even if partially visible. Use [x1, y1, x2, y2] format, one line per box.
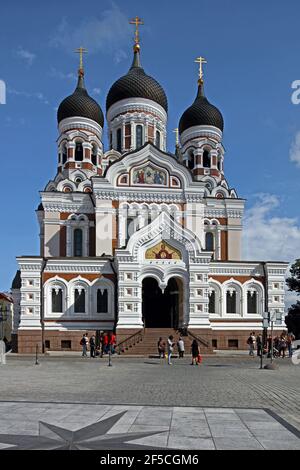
[285, 259, 300, 338]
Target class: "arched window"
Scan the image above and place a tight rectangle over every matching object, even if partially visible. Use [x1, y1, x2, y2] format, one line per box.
[155, 130, 161, 149]
[74, 289, 85, 313]
[117, 128, 122, 153]
[226, 291, 237, 314]
[97, 289, 108, 313]
[205, 232, 214, 251]
[75, 142, 83, 161]
[247, 291, 257, 313]
[209, 291, 215, 313]
[73, 229, 83, 257]
[203, 150, 211, 168]
[52, 289, 62, 313]
[92, 145, 97, 166]
[217, 158, 221, 171]
[62, 144, 67, 164]
[136, 125, 143, 149]
[126, 217, 135, 242]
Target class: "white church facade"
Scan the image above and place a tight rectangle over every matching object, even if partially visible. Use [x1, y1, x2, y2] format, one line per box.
[11, 22, 288, 353]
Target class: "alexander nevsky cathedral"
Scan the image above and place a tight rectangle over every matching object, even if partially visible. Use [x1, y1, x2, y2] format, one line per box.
[11, 18, 288, 354]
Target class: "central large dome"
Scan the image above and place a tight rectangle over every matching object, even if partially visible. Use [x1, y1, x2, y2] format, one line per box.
[106, 50, 168, 113]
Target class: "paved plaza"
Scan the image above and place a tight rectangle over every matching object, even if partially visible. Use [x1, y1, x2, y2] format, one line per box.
[0, 355, 299, 450]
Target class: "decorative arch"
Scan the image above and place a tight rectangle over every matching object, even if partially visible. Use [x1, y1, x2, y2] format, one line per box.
[243, 279, 264, 315]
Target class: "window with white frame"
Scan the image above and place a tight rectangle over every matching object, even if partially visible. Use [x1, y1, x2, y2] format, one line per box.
[51, 289, 63, 313]
[226, 290, 237, 314]
[97, 289, 108, 313]
[247, 290, 258, 313]
[74, 288, 85, 313]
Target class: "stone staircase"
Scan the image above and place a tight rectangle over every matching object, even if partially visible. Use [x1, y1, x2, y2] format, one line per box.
[116, 328, 214, 356]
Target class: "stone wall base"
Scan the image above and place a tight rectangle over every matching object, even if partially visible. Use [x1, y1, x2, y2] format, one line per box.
[17, 328, 114, 354]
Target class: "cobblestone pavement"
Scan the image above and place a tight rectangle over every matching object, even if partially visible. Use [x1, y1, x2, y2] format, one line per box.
[0, 354, 299, 447]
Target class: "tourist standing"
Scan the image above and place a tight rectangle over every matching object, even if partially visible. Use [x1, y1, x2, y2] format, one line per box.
[256, 334, 262, 357]
[287, 332, 295, 358]
[109, 332, 117, 354]
[157, 337, 165, 358]
[279, 333, 287, 358]
[103, 332, 109, 354]
[167, 335, 175, 365]
[80, 333, 88, 357]
[191, 339, 200, 365]
[89, 335, 96, 358]
[247, 332, 255, 357]
[177, 336, 185, 358]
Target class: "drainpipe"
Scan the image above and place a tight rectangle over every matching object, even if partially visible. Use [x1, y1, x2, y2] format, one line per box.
[109, 258, 118, 332]
[40, 258, 47, 354]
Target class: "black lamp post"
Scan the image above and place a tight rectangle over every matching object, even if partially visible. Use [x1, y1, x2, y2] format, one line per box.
[0, 305, 9, 341]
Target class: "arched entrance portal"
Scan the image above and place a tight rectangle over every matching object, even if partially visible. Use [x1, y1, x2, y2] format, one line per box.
[142, 277, 183, 328]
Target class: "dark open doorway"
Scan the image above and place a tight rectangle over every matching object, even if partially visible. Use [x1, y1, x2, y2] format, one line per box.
[142, 277, 182, 328]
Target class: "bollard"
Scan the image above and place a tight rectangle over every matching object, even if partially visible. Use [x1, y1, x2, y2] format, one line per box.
[108, 348, 112, 367]
[35, 344, 39, 366]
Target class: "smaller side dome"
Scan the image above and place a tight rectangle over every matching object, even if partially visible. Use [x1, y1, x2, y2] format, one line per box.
[57, 70, 104, 127]
[179, 81, 223, 134]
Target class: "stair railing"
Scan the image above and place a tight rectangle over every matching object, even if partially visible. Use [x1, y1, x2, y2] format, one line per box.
[187, 329, 210, 348]
[116, 329, 144, 355]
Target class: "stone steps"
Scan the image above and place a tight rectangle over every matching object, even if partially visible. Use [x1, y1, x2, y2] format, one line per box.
[118, 328, 214, 355]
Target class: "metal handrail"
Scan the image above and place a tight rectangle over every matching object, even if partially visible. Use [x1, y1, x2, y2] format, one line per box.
[187, 329, 210, 348]
[116, 329, 144, 354]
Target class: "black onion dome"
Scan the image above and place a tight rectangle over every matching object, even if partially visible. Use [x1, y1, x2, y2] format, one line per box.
[179, 81, 223, 134]
[106, 49, 168, 113]
[57, 72, 104, 127]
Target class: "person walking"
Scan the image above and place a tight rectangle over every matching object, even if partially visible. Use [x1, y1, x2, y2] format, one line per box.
[89, 335, 96, 358]
[267, 334, 272, 358]
[191, 339, 200, 365]
[157, 337, 165, 358]
[167, 335, 175, 365]
[80, 333, 88, 357]
[177, 336, 185, 358]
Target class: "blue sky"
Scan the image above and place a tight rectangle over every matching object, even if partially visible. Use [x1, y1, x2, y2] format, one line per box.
[1, 0, 300, 291]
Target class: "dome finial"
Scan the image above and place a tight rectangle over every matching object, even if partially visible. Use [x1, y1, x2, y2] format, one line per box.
[194, 56, 207, 85]
[75, 46, 88, 77]
[129, 16, 144, 53]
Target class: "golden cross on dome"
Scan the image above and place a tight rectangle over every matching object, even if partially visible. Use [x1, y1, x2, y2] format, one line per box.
[129, 16, 144, 45]
[75, 47, 88, 71]
[173, 128, 179, 146]
[195, 56, 207, 82]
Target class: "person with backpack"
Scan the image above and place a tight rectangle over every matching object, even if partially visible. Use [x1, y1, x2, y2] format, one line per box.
[89, 335, 96, 358]
[157, 337, 165, 358]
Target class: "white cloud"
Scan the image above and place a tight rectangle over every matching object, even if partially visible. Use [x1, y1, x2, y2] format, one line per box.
[8, 88, 49, 105]
[243, 193, 300, 262]
[15, 47, 36, 66]
[49, 5, 131, 55]
[289, 131, 300, 167]
[50, 67, 76, 80]
[92, 88, 101, 95]
[114, 49, 128, 64]
[243, 194, 300, 308]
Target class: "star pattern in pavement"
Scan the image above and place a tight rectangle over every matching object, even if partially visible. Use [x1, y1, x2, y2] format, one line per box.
[0, 411, 165, 450]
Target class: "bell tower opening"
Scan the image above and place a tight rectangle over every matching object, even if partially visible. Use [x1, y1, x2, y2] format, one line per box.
[142, 277, 183, 328]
